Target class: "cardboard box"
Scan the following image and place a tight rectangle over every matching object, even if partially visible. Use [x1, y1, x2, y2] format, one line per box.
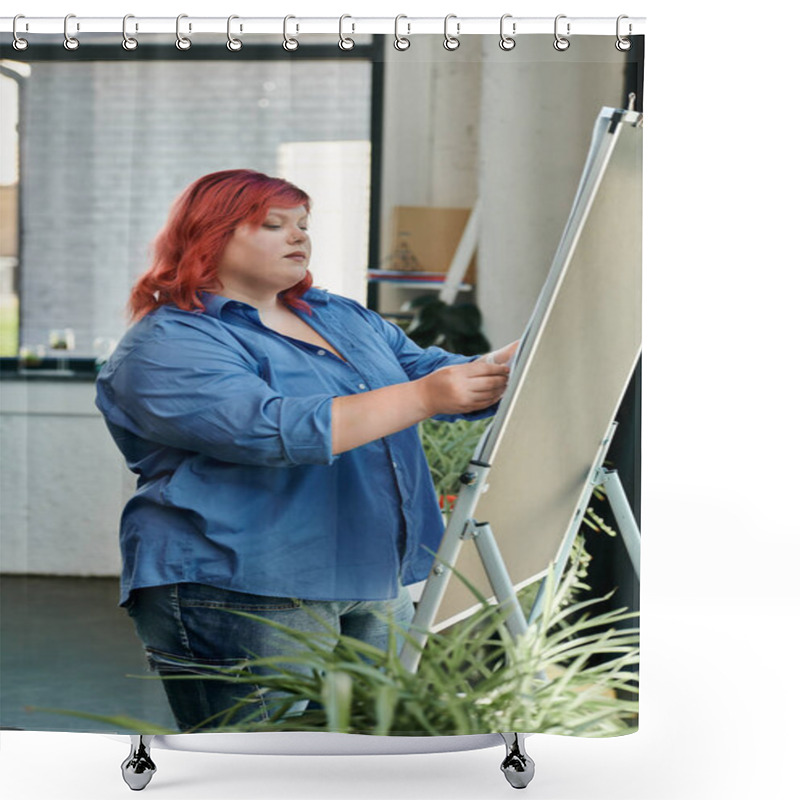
[388, 206, 477, 285]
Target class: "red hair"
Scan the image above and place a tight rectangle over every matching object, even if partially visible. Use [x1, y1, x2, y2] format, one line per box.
[129, 169, 313, 320]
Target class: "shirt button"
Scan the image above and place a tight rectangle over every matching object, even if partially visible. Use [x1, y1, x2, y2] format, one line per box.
[392, 461, 399, 469]
[317, 349, 326, 356]
[358, 383, 367, 390]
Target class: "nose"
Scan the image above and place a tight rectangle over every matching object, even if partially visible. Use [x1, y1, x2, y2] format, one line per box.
[289, 225, 307, 243]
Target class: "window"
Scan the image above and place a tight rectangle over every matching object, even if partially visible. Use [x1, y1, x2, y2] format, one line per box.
[0, 64, 25, 356]
[2, 43, 379, 358]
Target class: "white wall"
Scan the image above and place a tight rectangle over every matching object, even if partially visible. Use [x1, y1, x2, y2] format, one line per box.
[477, 37, 629, 346]
[379, 35, 630, 346]
[377, 36, 483, 314]
[0, 380, 134, 575]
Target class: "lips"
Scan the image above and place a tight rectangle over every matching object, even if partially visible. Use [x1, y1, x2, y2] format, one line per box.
[285, 251, 307, 261]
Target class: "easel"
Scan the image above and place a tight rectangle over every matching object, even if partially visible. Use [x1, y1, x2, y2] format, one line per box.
[396, 416, 640, 791]
[397, 100, 643, 788]
[400, 421, 641, 677]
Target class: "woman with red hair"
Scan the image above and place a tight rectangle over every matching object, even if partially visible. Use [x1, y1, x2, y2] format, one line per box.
[96, 169, 516, 731]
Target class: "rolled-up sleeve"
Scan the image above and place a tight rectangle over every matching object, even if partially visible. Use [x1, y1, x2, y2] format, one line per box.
[354, 304, 497, 422]
[360, 306, 473, 379]
[96, 328, 337, 468]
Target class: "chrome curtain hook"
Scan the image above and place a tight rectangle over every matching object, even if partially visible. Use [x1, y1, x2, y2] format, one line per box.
[499, 14, 516, 51]
[283, 15, 299, 51]
[64, 13, 80, 51]
[227, 15, 243, 51]
[176, 14, 192, 50]
[443, 14, 460, 51]
[553, 14, 570, 51]
[615, 15, 632, 51]
[12, 15, 29, 51]
[339, 14, 355, 50]
[394, 14, 410, 51]
[122, 14, 138, 50]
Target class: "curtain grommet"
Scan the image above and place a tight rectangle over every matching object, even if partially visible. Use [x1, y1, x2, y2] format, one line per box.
[122, 14, 138, 51]
[499, 14, 516, 51]
[553, 14, 570, 51]
[283, 15, 299, 51]
[64, 13, 80, 51]
[338, 14, 355, 51]
[443, 14, 460, 51]
[394, 15, 411, 51]
[175, 14, 192, 50]
[227, 15, 243, 51]
[12, 15, 29, 51]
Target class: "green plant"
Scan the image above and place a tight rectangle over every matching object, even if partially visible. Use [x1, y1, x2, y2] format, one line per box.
[39, 531, 637, 737]
[419, 418, 490, 513]
[404, 295, 491, 355]
[421, 418, 621, 530]
[205, 533, 636, 736]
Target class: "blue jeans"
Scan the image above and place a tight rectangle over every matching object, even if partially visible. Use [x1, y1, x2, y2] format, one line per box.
[125, 582, 414, 732]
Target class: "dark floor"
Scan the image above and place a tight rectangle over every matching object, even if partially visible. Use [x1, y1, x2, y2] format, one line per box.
[0, 575, 175, 733]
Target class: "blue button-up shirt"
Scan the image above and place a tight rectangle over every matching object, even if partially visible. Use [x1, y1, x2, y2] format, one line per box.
[96, 289, 493, 606]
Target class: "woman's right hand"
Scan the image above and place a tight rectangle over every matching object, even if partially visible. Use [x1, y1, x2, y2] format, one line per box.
[417, 360, 511, 416]
[331, 360, 510, 455]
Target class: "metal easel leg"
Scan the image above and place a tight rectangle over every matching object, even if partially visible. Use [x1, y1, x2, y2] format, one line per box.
[527, 422, 619, 627]
[121, 735, 156, 791]
[500, 733, 535, 789]
[470, 522, 529, 639]
[601, 469, 641, 579]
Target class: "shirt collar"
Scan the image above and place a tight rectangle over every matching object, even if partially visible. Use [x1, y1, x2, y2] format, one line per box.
[199, 287, 330, 319]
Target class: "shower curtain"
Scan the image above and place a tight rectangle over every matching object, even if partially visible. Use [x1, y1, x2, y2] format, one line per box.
[0, 12, 644, 777]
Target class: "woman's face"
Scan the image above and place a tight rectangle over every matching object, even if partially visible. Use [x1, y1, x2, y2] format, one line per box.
[216, 204, 311, 299]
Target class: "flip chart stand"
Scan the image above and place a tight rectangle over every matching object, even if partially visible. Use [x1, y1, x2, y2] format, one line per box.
[527, 425, 641, 626]
[397, 420, 640, 789]
[462, 519, 530, 638]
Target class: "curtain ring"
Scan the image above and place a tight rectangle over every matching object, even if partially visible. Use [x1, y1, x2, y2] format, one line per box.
[176, 14, 192, 50]
[227, 15, 243, 51]
[283, 15, 299, 51]
[615, 15, 632, 51]
[64, 13, 80, 51]
[443, 14, 460, 51]
[122, 15, 138, 51]
[394, 15, 410, 51]
[499, 14, 516, 51]
[553, 14, 570, 51]
[12, 15, 29, 51]
[339, 14, 355, 50]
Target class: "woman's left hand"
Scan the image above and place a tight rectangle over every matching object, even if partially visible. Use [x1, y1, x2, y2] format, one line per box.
[483, 340, 520, 366]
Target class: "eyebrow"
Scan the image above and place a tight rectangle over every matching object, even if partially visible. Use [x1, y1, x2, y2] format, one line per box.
[265, 209, 308, 220]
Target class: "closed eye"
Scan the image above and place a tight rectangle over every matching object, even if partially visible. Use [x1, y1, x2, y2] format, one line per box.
[262, 224, 309, 231]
